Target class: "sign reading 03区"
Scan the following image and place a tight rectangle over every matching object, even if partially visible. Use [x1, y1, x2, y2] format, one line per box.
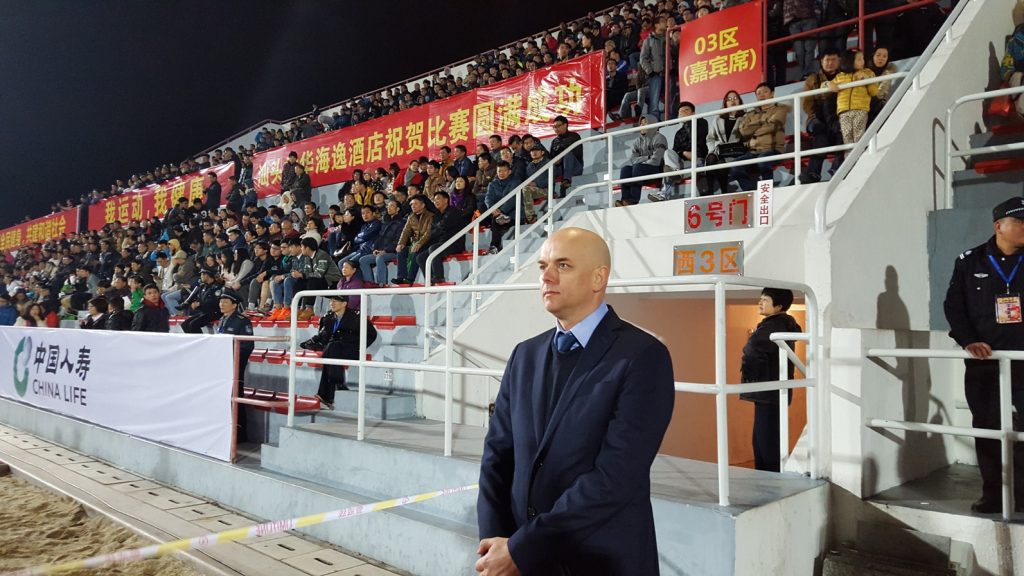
[252, 52, 606, 199]
[0, 327, 236, 461]
[677, 0, 763, 105]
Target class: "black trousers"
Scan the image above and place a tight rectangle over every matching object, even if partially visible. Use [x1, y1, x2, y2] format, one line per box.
[753, 402, 782, 472]
[181, 311, 219, 333]
[316, 341, 350, 405]
[964, 361, 1024, 503]
[416, 241, 463, 281]
[295, 277, 329, 308]
[236, 356, 249, 442]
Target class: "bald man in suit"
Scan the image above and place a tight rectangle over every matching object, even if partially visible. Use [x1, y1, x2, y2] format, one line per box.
[476, 227, 675, 576]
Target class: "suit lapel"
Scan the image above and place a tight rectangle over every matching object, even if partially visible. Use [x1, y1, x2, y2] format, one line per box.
[529, 330, 555, 446]
[536, 310, 623, 455]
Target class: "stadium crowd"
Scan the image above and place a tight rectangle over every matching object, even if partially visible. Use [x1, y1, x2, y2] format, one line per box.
[0, 0, 961, 332]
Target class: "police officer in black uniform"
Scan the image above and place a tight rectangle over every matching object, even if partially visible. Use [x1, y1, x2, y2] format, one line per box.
[218, 289, 254, 443]
[300, 295, 377, 410]
[180, 266, 223, 333]
[944, 196, 1024, 514]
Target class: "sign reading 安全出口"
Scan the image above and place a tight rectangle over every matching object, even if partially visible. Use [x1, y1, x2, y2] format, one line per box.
[674, 241, 744, 276]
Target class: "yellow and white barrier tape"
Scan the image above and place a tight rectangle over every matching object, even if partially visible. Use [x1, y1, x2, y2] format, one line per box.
[2, 483, 479, 576]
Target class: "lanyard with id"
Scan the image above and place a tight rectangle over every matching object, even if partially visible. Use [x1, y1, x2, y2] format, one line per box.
[989, 254, 1024, 324]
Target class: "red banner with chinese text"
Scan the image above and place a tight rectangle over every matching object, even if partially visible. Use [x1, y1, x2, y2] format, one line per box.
[677, 1, 762, 106]
[252, 52, 605, 198]
[86, 163, 236, 231]
[0, 209, 79, 253]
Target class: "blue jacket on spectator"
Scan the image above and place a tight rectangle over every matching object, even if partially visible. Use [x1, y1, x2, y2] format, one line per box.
[452, 156, 477, 178]
[375, 215, 406, 253]
[525, 156, 550, 188]
[351, 219, 382, 256]
[486, 176, 522, 217]
[0, 304, 16, 326]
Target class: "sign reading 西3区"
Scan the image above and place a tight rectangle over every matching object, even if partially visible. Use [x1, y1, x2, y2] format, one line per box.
[677, 0, 763, 105]
[674, 241, 744, 276]
[0, 327, 236, 461]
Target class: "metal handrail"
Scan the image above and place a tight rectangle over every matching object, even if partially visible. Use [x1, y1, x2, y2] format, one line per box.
[421, 72, 905, 357]
[814, 0, 971, 233]
[866, 347, 1024, 520]
[423, 326, 503, 383]
[286, 274, 822, 508]
[945, 84, 1024, 207]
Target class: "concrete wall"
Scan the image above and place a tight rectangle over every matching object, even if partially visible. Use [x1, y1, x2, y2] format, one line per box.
[821, 0, 1015, 333]
[829, 328, 968, 499]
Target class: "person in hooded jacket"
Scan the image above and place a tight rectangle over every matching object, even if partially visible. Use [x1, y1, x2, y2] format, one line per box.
[617, 115, 668, 206]
[740, 288, 803, 472]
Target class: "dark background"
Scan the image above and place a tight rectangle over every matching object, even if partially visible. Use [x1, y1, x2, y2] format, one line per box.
[0, 0, 617, 228]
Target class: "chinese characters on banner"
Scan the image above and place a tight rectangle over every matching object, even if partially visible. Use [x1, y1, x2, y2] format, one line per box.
[683, 192, 754, 233]
[674, 241, 744, 275]
[86, 163, 236, 230]
[0, 208, 79, 252]
[677, 0, 763, 105]
[755, 179, 773, 227]
[252, 52, 606, 198]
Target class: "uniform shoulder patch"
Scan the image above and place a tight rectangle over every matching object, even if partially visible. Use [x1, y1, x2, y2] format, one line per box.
[959, 249, 972, 260]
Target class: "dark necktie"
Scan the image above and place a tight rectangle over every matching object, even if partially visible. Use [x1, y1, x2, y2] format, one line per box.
[549, 331, 581, 421]
[555, 331, 579, 354]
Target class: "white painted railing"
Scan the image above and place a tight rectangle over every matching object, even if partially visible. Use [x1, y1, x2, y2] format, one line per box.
[286, 274, 821, 508]
[420, 72, 905, 358]
[866, 348, 1024, 520]
[945, 84, 1024, 207]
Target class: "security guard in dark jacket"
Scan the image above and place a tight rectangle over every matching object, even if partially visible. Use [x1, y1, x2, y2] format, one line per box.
[181, 266, 223, 333]
[217, 289, 254, 442]
[944, 196, 1024, 514]
[300, 295, 377, 409]
[739, 288, 802, 472]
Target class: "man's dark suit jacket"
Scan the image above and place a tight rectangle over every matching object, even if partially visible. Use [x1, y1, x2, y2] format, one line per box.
[478, 307, 674, 575]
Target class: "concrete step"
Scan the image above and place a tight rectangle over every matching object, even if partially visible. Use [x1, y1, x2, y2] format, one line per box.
[262, 422, 479, 528]
[950, 170, 1023, 209]
[822, 549, 956, 576]
[321, 390, 417, 420]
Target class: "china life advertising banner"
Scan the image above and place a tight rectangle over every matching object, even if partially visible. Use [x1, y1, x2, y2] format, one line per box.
[252, 52, 606, 198]
[0, 328, 236, 461]
[86, 162, 236, 230]
[677, 0, 763, 106]
[0, 208, 79, 252]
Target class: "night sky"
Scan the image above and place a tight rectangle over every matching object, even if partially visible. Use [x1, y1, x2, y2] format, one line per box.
[0, 0, 618, 228]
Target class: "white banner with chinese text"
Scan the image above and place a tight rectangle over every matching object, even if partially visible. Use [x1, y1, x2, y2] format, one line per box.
[0, 328, 235, 461]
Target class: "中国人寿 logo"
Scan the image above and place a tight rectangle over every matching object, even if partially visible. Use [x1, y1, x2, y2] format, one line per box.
[13, 336, 31, 397]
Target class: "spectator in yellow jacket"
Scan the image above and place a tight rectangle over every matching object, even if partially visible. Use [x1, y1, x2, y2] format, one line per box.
[828, 49, 879, 145]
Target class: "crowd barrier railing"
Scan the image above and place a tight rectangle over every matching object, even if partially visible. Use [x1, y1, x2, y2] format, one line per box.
[814, 0, 969, 232]
[287, 274, 821, 508]
[421, 70, 904, 357]
[945, 84, 1024, 207]
[866, 348, 1024, 520]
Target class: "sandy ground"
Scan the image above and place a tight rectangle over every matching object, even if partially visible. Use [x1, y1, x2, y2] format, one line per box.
[0, 476, 202, 576]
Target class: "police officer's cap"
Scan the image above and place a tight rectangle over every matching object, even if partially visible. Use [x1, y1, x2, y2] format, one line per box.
[328, 295, 349, 302]
[219, 289, 244, 305]
[993, 196, 1024, 222]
